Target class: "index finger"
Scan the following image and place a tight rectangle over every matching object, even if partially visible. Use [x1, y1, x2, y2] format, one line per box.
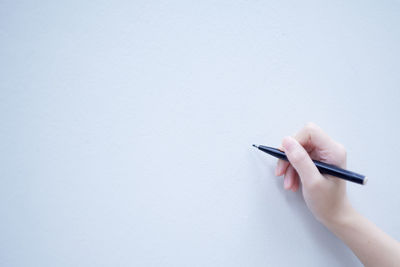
[294, 122, 334, 151]
[294, 122, 346, 167]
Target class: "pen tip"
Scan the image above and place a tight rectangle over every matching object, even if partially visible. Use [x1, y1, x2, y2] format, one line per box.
[252, 144, 258, 148]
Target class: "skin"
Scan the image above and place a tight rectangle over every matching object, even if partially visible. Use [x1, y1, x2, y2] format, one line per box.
[275, 123, 400, 267]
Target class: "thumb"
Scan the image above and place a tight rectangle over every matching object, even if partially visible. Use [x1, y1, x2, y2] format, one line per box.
[282, 136, 321, 186]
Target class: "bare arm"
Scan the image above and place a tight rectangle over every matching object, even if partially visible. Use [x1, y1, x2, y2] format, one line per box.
[325, 204, 400, 267]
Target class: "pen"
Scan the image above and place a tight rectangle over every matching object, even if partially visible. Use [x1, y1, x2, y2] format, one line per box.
[252, 144, 367, 185]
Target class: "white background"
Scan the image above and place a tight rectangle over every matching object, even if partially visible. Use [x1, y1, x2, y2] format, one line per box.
[1, 1, 400, 266]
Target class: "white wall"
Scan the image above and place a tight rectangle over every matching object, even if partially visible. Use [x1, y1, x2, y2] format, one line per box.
[1, 1, 400, 266]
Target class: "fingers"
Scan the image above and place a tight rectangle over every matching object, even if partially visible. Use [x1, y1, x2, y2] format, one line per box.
[294, 122, 333, 152]
[282, 136, 321, 187]
[284, 165, 296, 190]
[276, 160, 300, 191]
[283, 166, 300, 192]
[275, 159, 290, 176]
[275, 145, 290, 176]
[295, 122, 347, 167]
[276, 123, 345, 192]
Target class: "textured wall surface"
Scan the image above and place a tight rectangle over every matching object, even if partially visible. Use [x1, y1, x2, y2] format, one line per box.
[1, 1, 400, 266]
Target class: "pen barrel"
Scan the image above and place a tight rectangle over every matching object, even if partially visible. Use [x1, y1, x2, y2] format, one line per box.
[314, 160, 366, 185]
[256, 145, 367, 185]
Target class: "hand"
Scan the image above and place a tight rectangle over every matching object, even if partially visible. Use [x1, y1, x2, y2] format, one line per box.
[274, 123, 400, 267]
[275, 123, 351, 224]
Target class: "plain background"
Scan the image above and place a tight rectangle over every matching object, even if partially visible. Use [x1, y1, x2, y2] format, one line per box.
[1, 0, 400, 266]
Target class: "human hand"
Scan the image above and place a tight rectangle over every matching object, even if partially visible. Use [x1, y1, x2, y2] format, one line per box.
[274, 123, 400, 266]
[275, 123, 352, 224]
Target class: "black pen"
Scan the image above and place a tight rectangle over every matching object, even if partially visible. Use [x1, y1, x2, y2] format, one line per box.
[252, 144, 367, 185]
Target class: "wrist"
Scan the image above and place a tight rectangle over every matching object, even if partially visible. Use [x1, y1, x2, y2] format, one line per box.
[320, 199, 356, 231]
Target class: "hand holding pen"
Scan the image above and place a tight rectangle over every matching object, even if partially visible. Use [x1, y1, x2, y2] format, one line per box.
[252, 123, 400, 266]
[257, 123, 351, 224]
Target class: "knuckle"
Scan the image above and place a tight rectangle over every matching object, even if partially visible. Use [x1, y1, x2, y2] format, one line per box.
[305, 122, 318, 132]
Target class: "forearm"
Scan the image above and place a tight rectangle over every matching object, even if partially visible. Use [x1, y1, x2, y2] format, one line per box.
[324, 205, 400, 267]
